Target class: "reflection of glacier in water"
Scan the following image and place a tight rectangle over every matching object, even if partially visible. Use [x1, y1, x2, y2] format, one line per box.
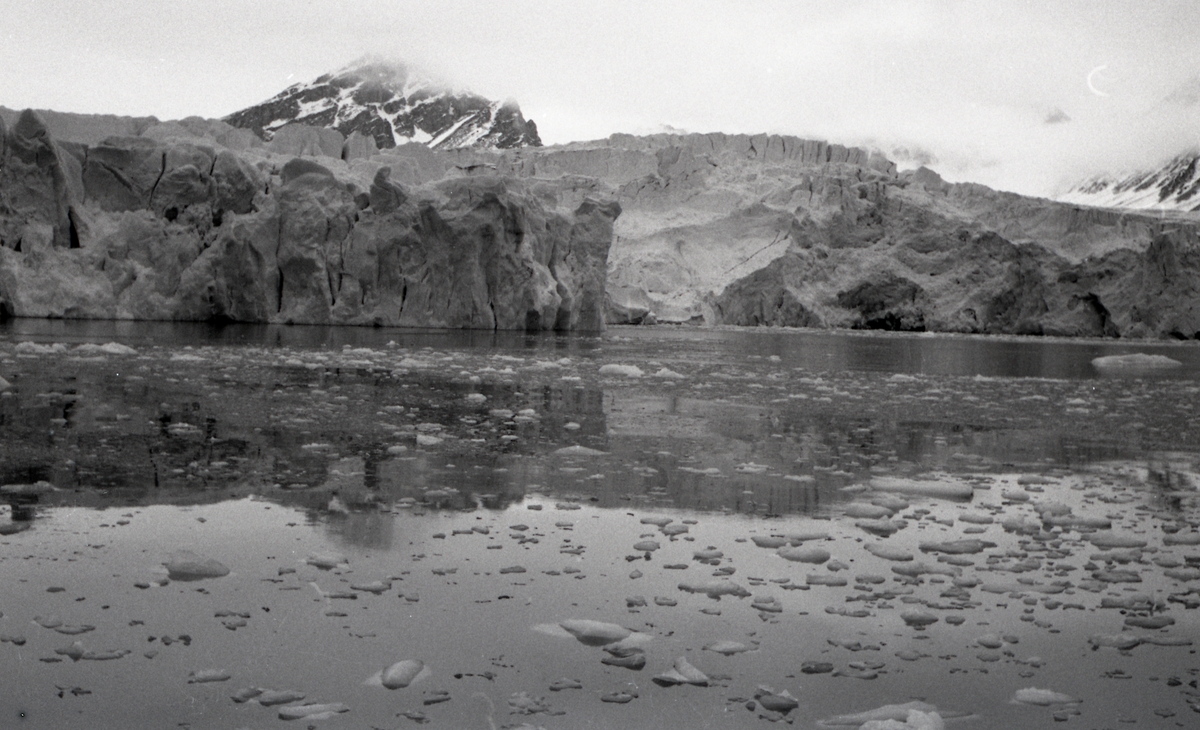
[0, 321, 1198, 728]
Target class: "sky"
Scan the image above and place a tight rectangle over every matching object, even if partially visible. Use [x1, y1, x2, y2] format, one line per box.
[3, 0, 1198, 197]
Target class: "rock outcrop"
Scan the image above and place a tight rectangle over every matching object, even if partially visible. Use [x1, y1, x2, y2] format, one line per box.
[0, 111, 616, 330]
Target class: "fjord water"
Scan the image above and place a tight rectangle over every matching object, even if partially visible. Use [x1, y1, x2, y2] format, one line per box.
[1, 321, 1197, 729]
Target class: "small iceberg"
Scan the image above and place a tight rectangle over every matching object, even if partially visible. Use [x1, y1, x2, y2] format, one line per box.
[164, 551, 230, 581]
[1092, 353, 1182, 374]
[1011, 687, 1078, 705]
[821, 700, 966, 726]
[369, 659, 427, 689]
[556, 619, 632, 646]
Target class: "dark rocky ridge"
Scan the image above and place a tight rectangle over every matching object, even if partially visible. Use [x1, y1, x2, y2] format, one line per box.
[222, 58, 542, 152]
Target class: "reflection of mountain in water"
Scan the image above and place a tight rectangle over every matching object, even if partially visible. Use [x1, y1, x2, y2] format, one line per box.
[2, 322, 1197, 532]
[0, 346, 610, 524]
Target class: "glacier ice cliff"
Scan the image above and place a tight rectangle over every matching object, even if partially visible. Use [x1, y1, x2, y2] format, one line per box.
[0, 110, 616, 330]
[1, 106, 1198, 339]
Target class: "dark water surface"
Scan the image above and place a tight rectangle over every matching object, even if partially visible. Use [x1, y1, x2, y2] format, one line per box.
[1, 321, 1198, 729]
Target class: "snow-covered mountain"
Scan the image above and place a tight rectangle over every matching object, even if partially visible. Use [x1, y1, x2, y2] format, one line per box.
[223, 57, 541, 151]
[1058, 149, 1200, 213]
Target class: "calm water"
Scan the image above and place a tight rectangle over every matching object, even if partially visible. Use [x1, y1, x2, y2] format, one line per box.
[1, 321, 1198, 729]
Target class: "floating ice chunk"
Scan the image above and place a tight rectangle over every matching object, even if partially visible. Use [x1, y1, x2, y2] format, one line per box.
[756, 688, 800, 713]
[1011, 687, 1077, 705]
[864, 543, 914, 561]
[379, 660, 426, 689]
[871, 495, 910, 512]
[1000, 516, 1042, 534]
[820, 701, 957, 726]
[704, 640, 756, 655]
[751, 536, 788, 549]
[508, 690, 555, 715]
[777, 546, 830, 564]
[96, 342, 138, 355]
[15, 342, 67, 355]
[553, 445, 607, 457]
[1100, 595, 1153, 611]
[1088, 634, 1142, 650]
[808, 575, 849, 586]
[599, 364, 644, 377]
[857, 709, 945, 730]
[900, 610, 939, 627]
[736, 462, 769, 474]
[844, 503, 894, 519]
[651, 368, 685, 379]
[305, 553, 347, 570]
[277, 702, 349, 720]
[602, 648, 646, 669]
[1091, 569, 1142, 583]
[1088, 532, 1148, 549]
[350, 580, 391, 594]
[81, 647, 130, 660]
[1164, 567, 1200, 581]
[653, 656, 709, 686]
[55, 640, 86, 661]
[856, 519, 906, 536]
[678, 579, 750, 599]
[1163, 532, 1200, 546]
[231, 687, 264, 703]
[1091, 354, 1182, 373]
[164, 551, 230, 581]
[559, 619, 632, 646]
[892, 562, 959, 578]
[919, 539, 995, 555]
[752, 595, 783, 613]
[784, 531, 831, 542]
[870, 477, 974, 501]
[549, 678, 582, 691]
[34, 615, 63, 630]
[1124, 616, 1174, 629]
[258, 689, 307, 706]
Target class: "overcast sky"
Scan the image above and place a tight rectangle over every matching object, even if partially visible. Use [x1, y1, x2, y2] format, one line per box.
[3, 0, 1198, 196]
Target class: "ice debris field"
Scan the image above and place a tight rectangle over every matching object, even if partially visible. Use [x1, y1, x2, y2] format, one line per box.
[0, 328, 1198, 729]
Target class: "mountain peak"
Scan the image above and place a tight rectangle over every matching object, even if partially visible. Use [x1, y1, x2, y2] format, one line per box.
[223, 56, 540, 151]
[1058, 149, 1200, 213]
